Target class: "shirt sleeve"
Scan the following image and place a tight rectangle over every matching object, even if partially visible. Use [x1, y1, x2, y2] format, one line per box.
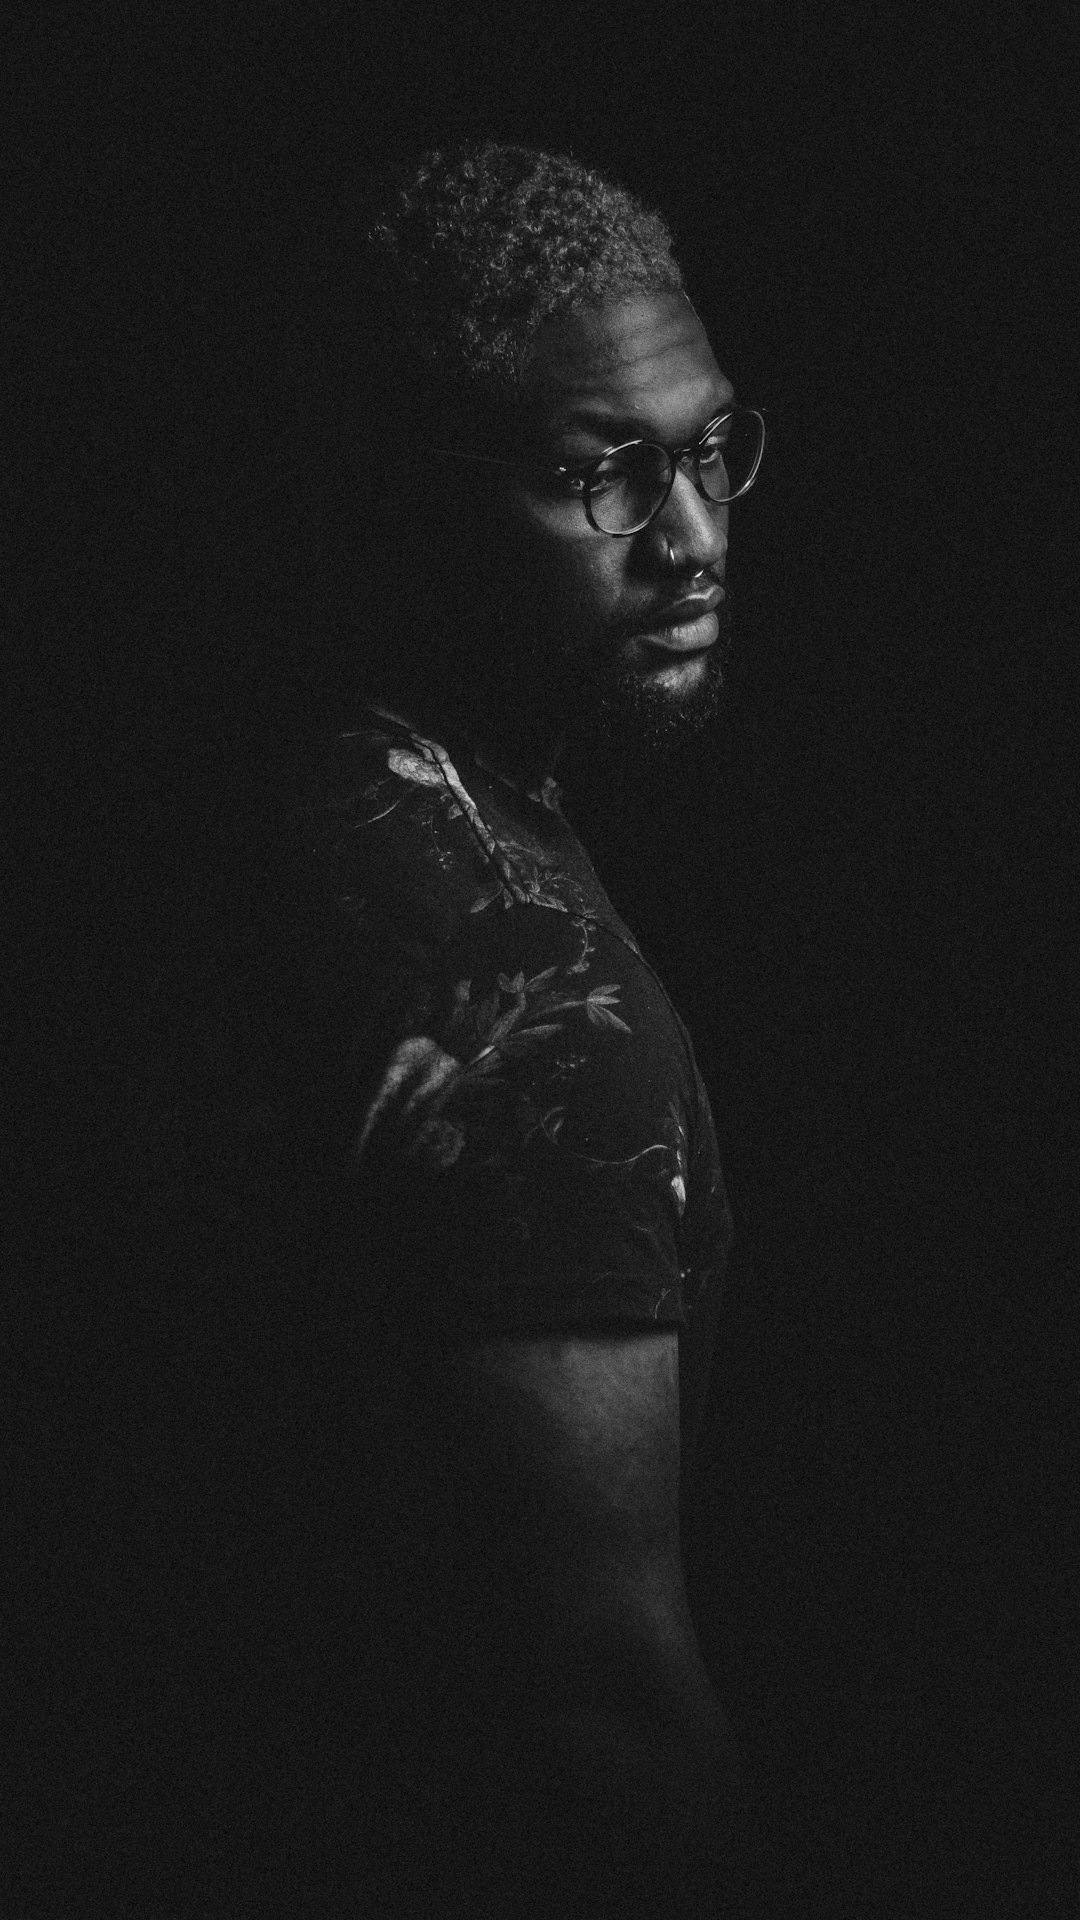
[338, 901, 699, 1343]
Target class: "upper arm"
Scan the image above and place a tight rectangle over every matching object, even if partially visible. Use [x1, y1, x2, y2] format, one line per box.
[341, 896, 701, 1340]
[442, 1328, 705, 1714]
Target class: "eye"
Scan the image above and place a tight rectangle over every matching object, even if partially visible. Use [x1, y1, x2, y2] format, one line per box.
[697, 426, 731, 469]
[587, 452, 635, 497]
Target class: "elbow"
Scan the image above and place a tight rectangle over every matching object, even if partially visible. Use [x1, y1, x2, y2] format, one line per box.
[497, 1699, 745, 1919]
[536, 1691, 742, 1816]
[537, 1574, 745, 1795]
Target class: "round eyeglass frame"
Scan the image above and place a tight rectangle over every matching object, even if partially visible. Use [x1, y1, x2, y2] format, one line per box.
[431, 405, 766, 537]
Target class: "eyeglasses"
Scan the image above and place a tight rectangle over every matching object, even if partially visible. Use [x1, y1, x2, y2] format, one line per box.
[432, 406, 765, 536]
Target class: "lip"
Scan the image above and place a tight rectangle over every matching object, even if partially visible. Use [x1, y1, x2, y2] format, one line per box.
[634, 583, 725, 654]
[642, 609, 720, 655]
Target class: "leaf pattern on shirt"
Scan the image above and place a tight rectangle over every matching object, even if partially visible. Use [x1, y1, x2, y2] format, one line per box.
[357, 963, 639, 1174]
[344, 718, 605, 923]
[665, 1095, 690, 1218]
[323, 711, 710, 1295]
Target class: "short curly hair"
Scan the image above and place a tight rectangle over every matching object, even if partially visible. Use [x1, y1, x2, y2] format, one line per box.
[365, 142, 686, 413]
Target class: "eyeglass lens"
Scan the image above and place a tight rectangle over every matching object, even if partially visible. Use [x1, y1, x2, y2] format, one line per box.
[587, 409, 763, 534]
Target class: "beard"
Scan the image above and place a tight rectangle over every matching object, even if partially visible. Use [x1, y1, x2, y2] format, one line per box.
[579, 599, 731, 756]
[431, 590, 736, 783]
[373, 565, 734, 782]
[550, 593, 735, 765]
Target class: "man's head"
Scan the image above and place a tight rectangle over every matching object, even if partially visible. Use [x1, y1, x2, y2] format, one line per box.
[359, 144, 753, 765]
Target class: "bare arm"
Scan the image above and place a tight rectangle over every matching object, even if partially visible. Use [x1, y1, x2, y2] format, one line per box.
[441, 1327, 745, 1918]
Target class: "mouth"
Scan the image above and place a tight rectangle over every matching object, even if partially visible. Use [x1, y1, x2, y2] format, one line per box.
[632, 584, 725, 656]
[641, 606, 721, 654]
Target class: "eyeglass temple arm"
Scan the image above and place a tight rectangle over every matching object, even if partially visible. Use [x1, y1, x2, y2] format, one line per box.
[431, 409, 760, 480]
[430, 447, 570, 477]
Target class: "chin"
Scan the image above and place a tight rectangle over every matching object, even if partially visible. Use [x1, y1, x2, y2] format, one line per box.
[573, 629, 730, 762]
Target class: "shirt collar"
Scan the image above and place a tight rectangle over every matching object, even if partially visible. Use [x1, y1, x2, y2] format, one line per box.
[365, 701, 564, 814]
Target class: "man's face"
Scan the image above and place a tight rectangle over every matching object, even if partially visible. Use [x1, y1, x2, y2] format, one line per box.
[478, 290, 735, 758]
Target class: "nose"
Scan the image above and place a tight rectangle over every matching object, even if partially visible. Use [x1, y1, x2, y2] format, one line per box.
[653, 467, 727, 577]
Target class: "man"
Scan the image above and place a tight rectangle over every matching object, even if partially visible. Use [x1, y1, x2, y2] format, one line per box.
[292, 143, 767, 1917]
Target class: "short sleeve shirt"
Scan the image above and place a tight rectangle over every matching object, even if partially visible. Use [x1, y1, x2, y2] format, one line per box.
[89, 706, 738, 1907]
[307, 706, 734, 1454]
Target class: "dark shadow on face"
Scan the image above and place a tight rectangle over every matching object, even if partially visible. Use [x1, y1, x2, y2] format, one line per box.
[373, 292, 742, 778]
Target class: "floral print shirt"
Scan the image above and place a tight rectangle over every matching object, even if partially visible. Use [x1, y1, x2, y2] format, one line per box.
[308, 706, 733, 1447]
[87, 705, 736, 1902]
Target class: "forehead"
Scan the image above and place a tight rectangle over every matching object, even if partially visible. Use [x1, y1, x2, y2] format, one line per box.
[523, 291, 732, 446]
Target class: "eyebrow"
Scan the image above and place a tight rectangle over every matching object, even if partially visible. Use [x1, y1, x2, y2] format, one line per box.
[558, 397, 737, 444]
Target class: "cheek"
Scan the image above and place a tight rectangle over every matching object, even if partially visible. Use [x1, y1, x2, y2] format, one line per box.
[505, 506, 625, 631]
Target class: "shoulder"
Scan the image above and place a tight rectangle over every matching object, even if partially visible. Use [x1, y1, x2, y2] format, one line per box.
[305, 715, 493, 947]
[307, 714, 445, 868]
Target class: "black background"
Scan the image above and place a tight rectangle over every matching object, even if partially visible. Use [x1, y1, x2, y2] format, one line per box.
[7, 4, 1074, 1914]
